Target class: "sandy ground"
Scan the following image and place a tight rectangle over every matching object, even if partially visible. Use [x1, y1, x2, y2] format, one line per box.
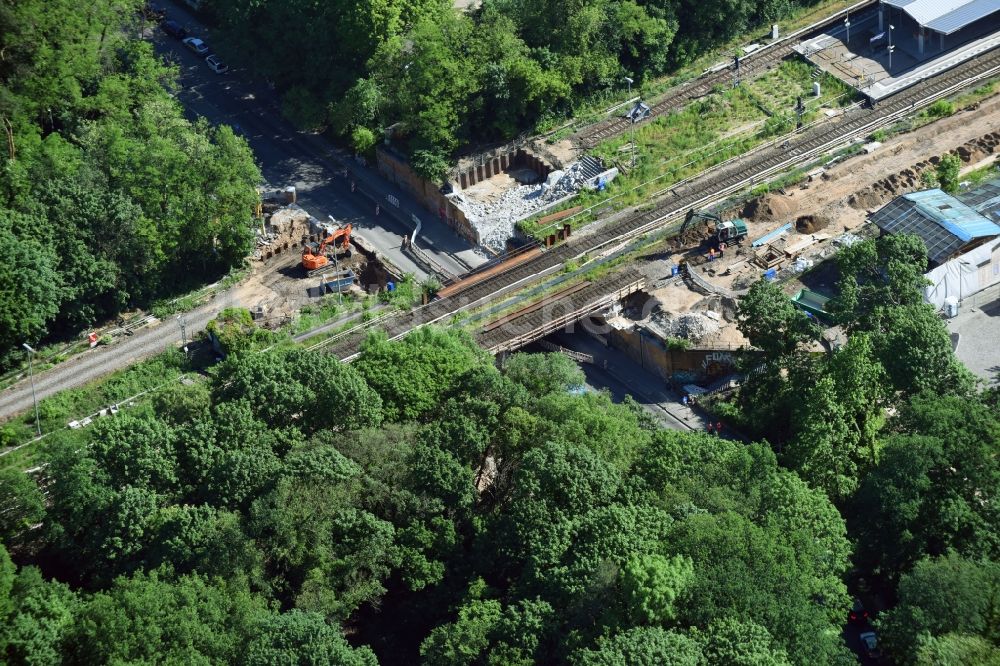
[461, 171, 523, 205]
[650, 282, 706, 312]
[703, 94, 1000, 292]
[531, 138, 581, 169]
[642, 93, 1000, 345]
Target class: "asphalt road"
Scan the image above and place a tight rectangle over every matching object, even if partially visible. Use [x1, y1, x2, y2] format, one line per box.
[150, 1, 485, 279]
[548, 332, 708, 433]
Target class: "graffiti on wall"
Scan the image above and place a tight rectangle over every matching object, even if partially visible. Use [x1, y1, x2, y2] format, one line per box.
[701, 351, 735, 377]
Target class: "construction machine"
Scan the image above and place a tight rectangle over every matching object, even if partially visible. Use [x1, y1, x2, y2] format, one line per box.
[302, 223, 352, 276]
[679, 209, 748, 247]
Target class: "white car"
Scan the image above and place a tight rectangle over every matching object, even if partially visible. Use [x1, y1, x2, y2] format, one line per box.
[205, 55, 229, 74]
[182, 37, 209, 57]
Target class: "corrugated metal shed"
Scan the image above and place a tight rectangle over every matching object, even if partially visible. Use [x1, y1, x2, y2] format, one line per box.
[870, 188, 1000, 264]
[883, 0, 1000, 34]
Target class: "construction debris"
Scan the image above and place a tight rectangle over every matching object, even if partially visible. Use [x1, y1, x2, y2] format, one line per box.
[649, 311, 721, 342]
[451, 157, 616, 250]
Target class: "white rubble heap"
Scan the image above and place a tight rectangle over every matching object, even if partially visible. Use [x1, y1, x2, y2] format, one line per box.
[451, 161, 593, 250]
[649, 311, 721, 342]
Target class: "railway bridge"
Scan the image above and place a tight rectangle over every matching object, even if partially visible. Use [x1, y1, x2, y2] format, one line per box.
[475, 271, 646, 355]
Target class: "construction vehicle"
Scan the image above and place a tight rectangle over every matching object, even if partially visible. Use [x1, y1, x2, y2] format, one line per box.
[679, 209, 748, 247]
[302, 223, 352, 276]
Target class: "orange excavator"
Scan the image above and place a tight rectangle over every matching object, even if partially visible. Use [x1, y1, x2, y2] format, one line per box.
[302, 223, 352, 275]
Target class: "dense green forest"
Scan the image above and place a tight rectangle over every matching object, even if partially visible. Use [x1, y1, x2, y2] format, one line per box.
[208, 0, 826, 179]
[2, 237, 999, 664]
[0, 0, 259, 368]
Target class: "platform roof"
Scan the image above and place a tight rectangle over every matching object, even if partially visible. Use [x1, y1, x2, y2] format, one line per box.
[883, 0, 1000, 34]
[871, 188, 1000, 264]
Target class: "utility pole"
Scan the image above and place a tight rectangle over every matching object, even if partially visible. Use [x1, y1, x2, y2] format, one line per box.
[845, 11, 851, 43]
[22, 343, 40, 436]
[624, 77, 635, 169]
[176, 316, 188, 354]
[328, 214, 343, 304]
[630, 112, 637, 169]
[333, 252, 342, 304]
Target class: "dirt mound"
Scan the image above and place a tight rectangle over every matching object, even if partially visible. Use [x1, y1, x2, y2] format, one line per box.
[670, 216, 714, 249]
[848, 165, 923, 210]
[955, 131, 1000, 167]
[693, 295, 739, 322]
[795, 213, 831, 234]
[742, 193, 793, 223]
[848, 188, 890, 210]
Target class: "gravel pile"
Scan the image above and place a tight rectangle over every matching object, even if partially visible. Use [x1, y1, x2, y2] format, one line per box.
[650, 311, 721, 341]
[454, 162, 590, 250]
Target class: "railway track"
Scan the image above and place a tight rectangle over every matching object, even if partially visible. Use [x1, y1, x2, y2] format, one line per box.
[319, 42, 1000, 361]
[574, 0, 878, 148]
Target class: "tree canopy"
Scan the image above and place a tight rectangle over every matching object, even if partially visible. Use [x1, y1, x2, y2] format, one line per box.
[0, 330, 861, 664]
[0, 0, 260, 369]
[209, 0, 829, 177]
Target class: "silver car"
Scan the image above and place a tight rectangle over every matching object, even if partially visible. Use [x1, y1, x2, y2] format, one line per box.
[182, 37, 209, 57]
[205, 55, 229, 74]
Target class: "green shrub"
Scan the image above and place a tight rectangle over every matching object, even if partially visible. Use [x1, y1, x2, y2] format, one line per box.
[666, 337, 691, 351]
[351, 126, 377, 154]
[926, 100, 954, 118]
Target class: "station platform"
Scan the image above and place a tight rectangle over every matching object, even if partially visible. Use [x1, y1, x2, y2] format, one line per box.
[795, 10, 1000, 101]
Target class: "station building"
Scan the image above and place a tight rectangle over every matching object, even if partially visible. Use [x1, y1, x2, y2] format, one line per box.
[796, 0, 1000, 100]
[878, 0, 1000, 55]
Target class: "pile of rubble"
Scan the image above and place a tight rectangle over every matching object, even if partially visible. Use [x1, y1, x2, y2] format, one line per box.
[649, 310, 721, 342]
[253, 205, 318, 262]
[454, 162, 593, 250]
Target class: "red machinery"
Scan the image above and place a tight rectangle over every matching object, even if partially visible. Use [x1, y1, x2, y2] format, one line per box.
[302, 223, 352, 275]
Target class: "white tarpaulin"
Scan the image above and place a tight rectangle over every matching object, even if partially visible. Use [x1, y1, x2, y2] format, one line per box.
[924, 238, 1000, 309]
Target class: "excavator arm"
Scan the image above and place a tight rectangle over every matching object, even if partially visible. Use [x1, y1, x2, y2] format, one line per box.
[679, 208, 722, 242]
[315, 223, 353, 254]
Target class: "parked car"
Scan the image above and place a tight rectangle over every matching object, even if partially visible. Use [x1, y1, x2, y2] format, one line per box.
[182, 37, 210, 57]
[205, 55, 229, 74]
[859, 631, 882, 660]
[161, 20, 186, 39]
